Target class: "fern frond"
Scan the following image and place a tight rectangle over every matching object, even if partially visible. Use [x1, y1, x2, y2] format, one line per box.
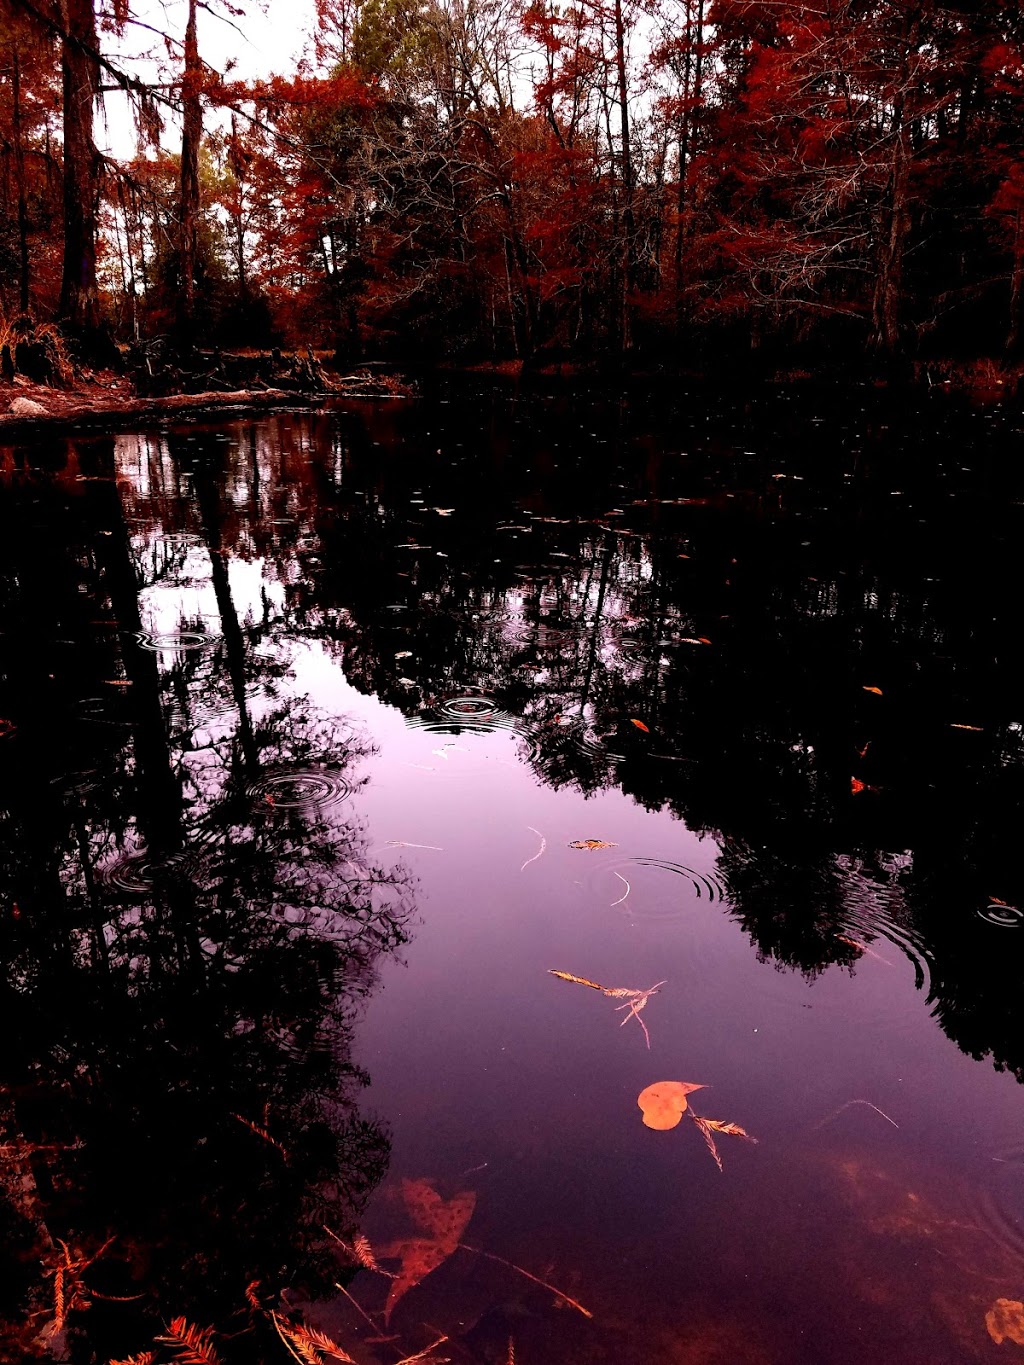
[109, 1353, 156, 1365]
[688, 1112, 724, 1172]
[155, 1316, 221, 1365]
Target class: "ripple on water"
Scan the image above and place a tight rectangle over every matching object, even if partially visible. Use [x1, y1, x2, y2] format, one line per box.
[836, 855, 932, 994]
[246, 768, 354, 811]
[580, 852, 728, 923]
[974, 1145, 1024, 1263]
[96, 848, 199, 894]
[135, 629, 221, 654]
[977, 902, 1024, 929]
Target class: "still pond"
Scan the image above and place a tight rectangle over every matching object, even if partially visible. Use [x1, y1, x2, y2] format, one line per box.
[2, 385, 1024, 1364]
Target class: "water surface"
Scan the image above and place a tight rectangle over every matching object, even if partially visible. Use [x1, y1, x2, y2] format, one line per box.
[3, 387, 1024, 1364]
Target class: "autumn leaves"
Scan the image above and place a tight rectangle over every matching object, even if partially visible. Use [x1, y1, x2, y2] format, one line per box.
[550, 843, 757, 1172]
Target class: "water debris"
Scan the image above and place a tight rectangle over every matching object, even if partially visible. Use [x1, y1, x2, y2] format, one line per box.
[862, 686, 883, 696]
[431, 744, 468, 760]
[385, 840, 444, 850]
[230, 1113, 289, 1161]
[156, 1317, 223, 1364]
[637, 1081, 705, 1130]
[986, 1299, 1024, 1346]
[835, 933, 892, 966]
[950, 722, 984, 731]
[630, 719, 650, 732]
[548, 970, 665, 1048]
[814, 1099, 899, 1131]
[638, 1084, 758, 1169]
[377, 1179, 477, 1322]
[395, 650, 413, 659]
[568, 840, 618, 850]
[520, 826, 547, 872]
[610, 873, 631, 906]
[271, 1312, 355, 1363]
[458, 1243, 592, 1319]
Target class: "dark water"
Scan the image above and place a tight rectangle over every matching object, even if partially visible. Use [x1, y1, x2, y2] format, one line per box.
[3, 387, 1024, 1364]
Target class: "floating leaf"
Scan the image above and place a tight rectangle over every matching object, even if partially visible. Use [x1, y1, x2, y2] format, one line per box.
[568, 839, 618, 850]
[862, 686, 883, 696]
[630, 719, 650, 732]
[379, 1180, 475, 1323]
[851, 777, 866, 794]
[986, 1298, 1024, 1346]
[637, 1081, 706, 1130]
[951, 723, 983, 731]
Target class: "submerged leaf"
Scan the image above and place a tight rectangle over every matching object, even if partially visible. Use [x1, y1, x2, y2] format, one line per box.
[986, 1298, 1024, 1346]
[568, 839, 618, 850]
[637, 1081, 706, 1130]
[379, 1180, 476, 1322]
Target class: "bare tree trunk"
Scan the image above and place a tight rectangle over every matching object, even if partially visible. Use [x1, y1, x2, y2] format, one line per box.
[1008, 207, 1024, 355]
[10, 44, 31, 312]
[871, 9, 920, 355]
[177, 0, 202, 347]
[58, 0, 101, 339]
[613, 0, 634, 350]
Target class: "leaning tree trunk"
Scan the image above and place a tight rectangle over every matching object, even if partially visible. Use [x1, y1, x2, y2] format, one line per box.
[58, 0, 102, 339]
[177, 0, 202, 348]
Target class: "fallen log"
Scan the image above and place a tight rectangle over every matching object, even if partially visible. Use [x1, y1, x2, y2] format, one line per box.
[0, 387, 323, 437]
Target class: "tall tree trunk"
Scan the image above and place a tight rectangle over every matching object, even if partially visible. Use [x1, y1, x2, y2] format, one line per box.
[177, 0, 202, 347]
[613, 0, 634, 350]
[10, 44, 31, 312]
[871, 9, 920, 356]
[58, 0, 101, 339]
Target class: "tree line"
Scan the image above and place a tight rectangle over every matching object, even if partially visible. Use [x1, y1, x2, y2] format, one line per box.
[1, 0, 1023, 369]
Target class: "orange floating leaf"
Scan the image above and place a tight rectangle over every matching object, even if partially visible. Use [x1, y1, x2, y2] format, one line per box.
[568, 839, 618, 850]
[637, 1081, 706, 1130]
[630, 719, 650, 732]
[950, 723, 983, 731]
[851, 778, 865, 794]
[862, 686, 883, 696]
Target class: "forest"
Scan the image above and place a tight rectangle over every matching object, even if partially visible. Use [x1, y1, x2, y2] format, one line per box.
[1, 0, 1023, 380]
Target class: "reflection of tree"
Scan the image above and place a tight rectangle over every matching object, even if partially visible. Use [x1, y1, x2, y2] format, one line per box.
[0, 441, 414, 1360]
[155, 401, 1024, 1084]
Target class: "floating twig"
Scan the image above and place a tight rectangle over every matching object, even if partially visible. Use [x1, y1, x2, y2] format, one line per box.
[549, 970, 665, 1048]
[457, 1243, 592, 1318]
[385, 841, 444, 851]
[520, 826, 547, 872]
[610, 873, 631, 907]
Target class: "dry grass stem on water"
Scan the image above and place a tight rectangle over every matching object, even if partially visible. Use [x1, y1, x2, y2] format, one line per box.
[520, 826, 547, 871]
[456, 1243, 593, 1318]
[814, 1099, 899, 1130]
[549, 969, 665, 1048]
